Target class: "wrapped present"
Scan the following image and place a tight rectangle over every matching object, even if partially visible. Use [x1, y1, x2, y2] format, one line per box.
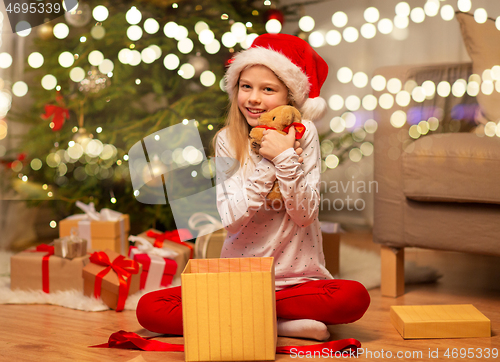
[59, 201, 130, 254]
[11, 244, 90, 293]
[182, 257, 277, 361]
[188, 212, 226, 259]
[82, 249, 142, 311]
[128, 235, 178, 291]
[54, 230, 87, 259]
[138, 229, 194, 282]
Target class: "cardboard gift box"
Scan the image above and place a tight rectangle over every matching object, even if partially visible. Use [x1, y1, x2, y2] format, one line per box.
[181, 257, 277, 362]
[82, 249, 142, 311]
[391, 304, 491, 339]
[138, 229, 194, 282]
[128, 245, 178, 291]
[54, 234, 87, 259]
[11, 245, 90, 293]
[59, 214, 130, 255]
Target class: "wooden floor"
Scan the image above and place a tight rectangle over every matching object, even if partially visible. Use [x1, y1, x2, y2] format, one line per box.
[1, 232, 499, 361]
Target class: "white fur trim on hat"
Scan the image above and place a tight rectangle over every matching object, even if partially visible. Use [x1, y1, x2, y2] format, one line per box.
[301, 96, 328, 121]
[225, 47, 310, 107]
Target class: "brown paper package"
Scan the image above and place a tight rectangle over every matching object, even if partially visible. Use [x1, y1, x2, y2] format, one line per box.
[82, 249, 142, 310]
[11, 249, 90, 292]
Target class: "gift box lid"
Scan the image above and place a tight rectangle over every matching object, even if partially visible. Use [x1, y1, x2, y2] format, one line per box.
[82, 249, 142, 295]
[131, 249, 177, 275]
[390, 304, 491, 339]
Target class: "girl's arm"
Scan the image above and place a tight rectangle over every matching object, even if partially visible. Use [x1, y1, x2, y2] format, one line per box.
[271, 121, 321, 227]
[215, 130, 277, 234]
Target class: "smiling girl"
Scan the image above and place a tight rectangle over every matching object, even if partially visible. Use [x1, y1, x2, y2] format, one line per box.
[136, 34, 370, 341]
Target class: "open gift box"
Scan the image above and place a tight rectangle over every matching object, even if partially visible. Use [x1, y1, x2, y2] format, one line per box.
[181, 257, 277, 361]
[10, 245, 90, 293]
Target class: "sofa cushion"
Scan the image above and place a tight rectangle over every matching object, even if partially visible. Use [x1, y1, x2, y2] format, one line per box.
[402, 133, 500, 204]
[456, 12, 500, 124]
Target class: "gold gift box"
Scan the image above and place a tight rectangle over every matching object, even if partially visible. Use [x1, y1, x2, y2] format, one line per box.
[182, 257, 277, 361]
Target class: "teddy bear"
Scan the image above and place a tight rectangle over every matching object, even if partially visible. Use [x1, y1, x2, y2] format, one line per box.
[249, 105, 305, 201]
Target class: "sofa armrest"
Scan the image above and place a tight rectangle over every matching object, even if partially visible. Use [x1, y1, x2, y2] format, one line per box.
[373, 62, 473, 248]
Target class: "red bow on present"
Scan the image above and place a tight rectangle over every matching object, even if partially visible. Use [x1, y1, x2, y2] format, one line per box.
[146, 229, 194, 258]
[254, 122, 306, 139]
[89, 252, 140, 312]
[35, 244, 54, 293]
[90, 330, 361, 356]
[40, 93, 69, 131]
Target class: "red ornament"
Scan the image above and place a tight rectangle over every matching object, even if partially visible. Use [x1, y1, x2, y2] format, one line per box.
[41, 92, 70, 131]
[265, 9, 285, 25]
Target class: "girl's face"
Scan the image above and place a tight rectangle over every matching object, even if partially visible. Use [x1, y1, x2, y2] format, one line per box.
[237, 65, 289, 128]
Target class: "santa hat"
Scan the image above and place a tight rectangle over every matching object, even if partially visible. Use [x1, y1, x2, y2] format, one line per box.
[224, 33, 329, 121]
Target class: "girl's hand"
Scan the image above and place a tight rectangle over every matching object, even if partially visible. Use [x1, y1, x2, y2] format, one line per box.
[295, 140, 304, 164]
[259, 127, 296, 162]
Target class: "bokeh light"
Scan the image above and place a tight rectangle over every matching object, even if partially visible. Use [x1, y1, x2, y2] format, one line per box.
[326, 30, 342, 45]
[364, 7, 380, 23]
[343, 27, 359, 43]
[265, 19, 282, 34]
[387, 78, 402, 94]
[410, 8, 426, 23]
[390, 110, 407, 128]
[93, 5, 109, 22]
[396, 2, 411, 17]
[332, 12, 348, 28]
[361, 23, 377, 39]
[337, 67, 353, 83]
[474, 8, 488, 24]
[12, 81, 28, 97]
[424, 0, 440, 17]
[353, 72, 368, 88]
[28, 52, 44, 68]
[371, 75, 387, 91]
[53, 23, 70, 39]
[441, 4, 455, 21]
[41, 75, 57, 90]
[328, 95, 344, 111]
[378, 19, 393, 34]
[299, 16, 315, 32]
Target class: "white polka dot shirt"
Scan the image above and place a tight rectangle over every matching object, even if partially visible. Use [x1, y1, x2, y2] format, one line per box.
[215, 120, 332, 290]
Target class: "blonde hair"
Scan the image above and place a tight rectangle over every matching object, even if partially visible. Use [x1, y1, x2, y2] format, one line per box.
[210, 87, 253, 176]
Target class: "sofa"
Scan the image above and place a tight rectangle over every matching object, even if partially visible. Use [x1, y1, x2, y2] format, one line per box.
[373, 12, 500, 297]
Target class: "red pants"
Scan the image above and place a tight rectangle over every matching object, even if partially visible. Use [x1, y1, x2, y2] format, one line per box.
[136, 279, 370, 335]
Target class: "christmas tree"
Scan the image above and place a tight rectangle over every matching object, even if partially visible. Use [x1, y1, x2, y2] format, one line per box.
[8, 0, 288, 233]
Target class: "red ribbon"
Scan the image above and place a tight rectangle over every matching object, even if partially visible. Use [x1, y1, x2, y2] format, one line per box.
[90, 330, 361, 356]
[35, 244, 54, 294]
[254, 122, 306, 140]
[89, 252, 140, 312]
[146, 229, 194, 258]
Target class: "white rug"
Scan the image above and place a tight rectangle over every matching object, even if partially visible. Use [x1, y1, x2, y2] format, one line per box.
[0, 245, 440, 312]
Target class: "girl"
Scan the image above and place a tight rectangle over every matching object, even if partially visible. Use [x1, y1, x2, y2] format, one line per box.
[137, 33, 370, 341]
